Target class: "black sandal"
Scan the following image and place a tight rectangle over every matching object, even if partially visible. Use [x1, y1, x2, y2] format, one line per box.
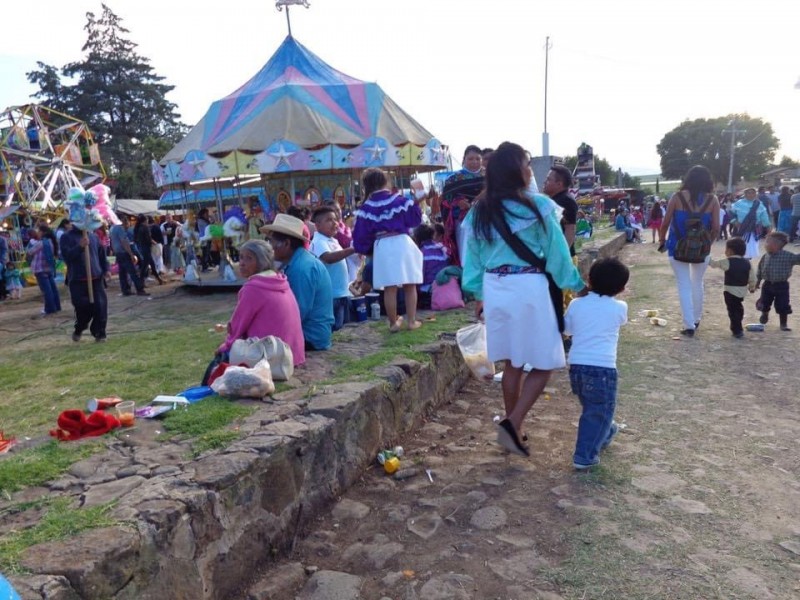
[497, 419, 530, 457]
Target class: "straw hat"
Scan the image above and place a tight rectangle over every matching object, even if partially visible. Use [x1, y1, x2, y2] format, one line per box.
[259, 214, 307, 240]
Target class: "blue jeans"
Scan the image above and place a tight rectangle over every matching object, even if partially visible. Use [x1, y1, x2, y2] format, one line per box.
[116, 253, 143, 294]
[35, 271, 61, 314]
[332, 296, 349, 331]
[570, 364, 617, 466]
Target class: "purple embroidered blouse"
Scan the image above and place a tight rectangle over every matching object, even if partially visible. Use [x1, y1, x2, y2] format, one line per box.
[352, 190, 422, 255]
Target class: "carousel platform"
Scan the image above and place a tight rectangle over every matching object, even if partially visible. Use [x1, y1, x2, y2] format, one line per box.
[182, 277, 245, 289]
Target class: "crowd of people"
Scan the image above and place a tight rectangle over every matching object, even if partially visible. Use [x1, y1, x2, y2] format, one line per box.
[2, 148, 799, 471]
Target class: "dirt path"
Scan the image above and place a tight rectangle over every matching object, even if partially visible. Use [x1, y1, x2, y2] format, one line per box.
[253, 240, 800, 600]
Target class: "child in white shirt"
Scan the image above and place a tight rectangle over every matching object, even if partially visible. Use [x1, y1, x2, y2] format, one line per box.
[564, 257, 629, 470]
[310, 206, 355, 330]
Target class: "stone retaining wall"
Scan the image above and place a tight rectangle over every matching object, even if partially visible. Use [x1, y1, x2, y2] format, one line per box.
[11, 233, 626, 600]
[577, 232, 628, 279]
[12, 343, 469, 600]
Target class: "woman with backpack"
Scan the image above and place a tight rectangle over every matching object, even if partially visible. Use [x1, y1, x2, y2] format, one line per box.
[658, 165, 720, 337]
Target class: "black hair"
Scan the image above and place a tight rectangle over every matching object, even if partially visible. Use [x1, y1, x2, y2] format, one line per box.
[549, 164, 573, 188]
[362, 168, 389, 198]
[463, 145, 482, 160]
[434, 223, 445, 237]
[725, 237, 746, 256]
[37, 224, 58, 257]
[766, 230, 789, 247]
[680, 165, 714, 205]
[270, 230, 305, 251]
[481, 147, 494, 156]
[588, 257, 629, 297]
[286, 205, 308, 221]
[472, 141, 543, 242]
[413, 224, 435, 245]
[311, 205, 337, 223]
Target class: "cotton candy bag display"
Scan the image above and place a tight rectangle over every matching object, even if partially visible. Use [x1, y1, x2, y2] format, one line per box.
[456, 323, 495, 380]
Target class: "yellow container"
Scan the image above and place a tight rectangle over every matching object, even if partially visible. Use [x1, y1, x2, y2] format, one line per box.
[383, 457, 400, 474]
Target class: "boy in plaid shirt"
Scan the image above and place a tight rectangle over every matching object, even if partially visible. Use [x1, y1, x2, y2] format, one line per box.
[756, 231, 800, 331]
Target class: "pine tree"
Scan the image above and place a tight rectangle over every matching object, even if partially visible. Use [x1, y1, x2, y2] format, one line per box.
[27, 4, 186, 198]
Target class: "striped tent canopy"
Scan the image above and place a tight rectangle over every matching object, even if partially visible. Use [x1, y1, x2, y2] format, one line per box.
[156, 36, 447, 187]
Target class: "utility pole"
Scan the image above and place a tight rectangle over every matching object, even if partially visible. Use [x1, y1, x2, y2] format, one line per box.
[722, 118, 746, 193]
[542, 37, 552, 157]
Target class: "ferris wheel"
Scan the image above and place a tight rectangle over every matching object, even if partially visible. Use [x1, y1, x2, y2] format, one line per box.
[0, 104, 106, 210]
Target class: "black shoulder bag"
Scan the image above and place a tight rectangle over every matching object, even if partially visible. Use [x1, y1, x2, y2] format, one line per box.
[489, 209, 565, 333]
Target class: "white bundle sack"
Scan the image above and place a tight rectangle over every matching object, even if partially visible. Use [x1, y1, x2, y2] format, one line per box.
[229, 336, 294, 381]
[211, 358, 275, 398]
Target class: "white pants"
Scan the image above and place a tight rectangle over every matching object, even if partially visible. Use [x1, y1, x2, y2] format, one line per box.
[669, 257, 709, 329]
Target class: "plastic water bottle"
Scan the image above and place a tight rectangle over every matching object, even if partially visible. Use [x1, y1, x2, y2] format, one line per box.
[376, 446, 404, 465]
[370, 301, 381, 320]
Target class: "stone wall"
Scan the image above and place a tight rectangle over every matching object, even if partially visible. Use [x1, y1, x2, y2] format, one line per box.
[576, 232, 628, 280]
[10, 234, 626, 600]
[12, 343, 469, 600]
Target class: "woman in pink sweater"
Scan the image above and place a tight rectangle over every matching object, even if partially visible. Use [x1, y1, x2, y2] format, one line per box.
[217, 240, 305, 366]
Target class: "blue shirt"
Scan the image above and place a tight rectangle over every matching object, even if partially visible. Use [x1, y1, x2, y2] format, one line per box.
[109, 224, 130, 254]
[283, 248, 334, 350]
[461, 193, 585, 300]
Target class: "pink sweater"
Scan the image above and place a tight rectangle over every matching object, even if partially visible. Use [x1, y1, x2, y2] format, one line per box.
[218, 273, 306, 366]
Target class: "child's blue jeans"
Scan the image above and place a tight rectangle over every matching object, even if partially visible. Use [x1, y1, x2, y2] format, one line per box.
[569, 364, 618, 467]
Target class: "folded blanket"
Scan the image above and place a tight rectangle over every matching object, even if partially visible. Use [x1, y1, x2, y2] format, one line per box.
[435, 265, 462, 285]
[50, 410, 121, 441]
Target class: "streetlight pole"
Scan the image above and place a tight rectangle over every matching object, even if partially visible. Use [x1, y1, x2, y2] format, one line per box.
[723, 118, 746, 193]
[542, 37, 552, 157]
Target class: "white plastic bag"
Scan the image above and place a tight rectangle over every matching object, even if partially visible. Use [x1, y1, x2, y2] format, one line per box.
[456, 323, 495, 380]
[211, 358, 275, 398]
[229, 336, 294, 381]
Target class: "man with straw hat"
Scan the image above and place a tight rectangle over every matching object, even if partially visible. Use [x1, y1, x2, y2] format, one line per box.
[261, 214, 334, 351]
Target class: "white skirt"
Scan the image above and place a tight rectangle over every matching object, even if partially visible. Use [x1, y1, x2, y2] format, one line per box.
[744, 236, 760, 260]
[373, 234, 423, 289]
[483, 272, 565, 370]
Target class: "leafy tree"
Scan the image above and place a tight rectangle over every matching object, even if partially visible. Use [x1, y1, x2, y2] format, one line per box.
[27, 4, 186, 198]
[656, 114, 779, 184]
[778, 155, 799, 168]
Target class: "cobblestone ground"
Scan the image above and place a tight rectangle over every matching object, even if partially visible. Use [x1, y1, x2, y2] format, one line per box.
[249, 240, 800, 600]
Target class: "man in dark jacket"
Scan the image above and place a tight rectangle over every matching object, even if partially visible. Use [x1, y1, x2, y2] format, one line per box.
[60, 227, 110, 342]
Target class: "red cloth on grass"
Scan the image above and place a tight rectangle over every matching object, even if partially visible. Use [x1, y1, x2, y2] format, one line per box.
[50, 410, 121, 441]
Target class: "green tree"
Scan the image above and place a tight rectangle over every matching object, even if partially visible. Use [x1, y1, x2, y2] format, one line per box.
[27, 4, 186, 198]
[656, 114, 779, 184]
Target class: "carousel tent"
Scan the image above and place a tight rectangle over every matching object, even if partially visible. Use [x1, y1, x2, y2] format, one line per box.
[156, 35, 447, 187]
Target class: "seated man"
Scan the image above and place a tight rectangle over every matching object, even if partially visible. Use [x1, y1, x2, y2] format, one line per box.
[614, 210, 635, 243]
[261, 214, 334, 351]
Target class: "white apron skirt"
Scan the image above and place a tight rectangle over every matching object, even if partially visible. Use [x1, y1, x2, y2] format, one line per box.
[744, 235, 760, 260]
[373, 234, 423, 289]
[483, 272, 565, 370]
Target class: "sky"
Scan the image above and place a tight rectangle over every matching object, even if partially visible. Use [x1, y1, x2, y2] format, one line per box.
[1, 0, 798, 177]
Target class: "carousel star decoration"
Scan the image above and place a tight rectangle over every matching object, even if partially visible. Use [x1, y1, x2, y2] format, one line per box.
[269, 143, 295, 169]
[366, 141, 385, 162]
[186, 152, 207, 175]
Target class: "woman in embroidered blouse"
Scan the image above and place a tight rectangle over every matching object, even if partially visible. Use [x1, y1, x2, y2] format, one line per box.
[441, 145, 485, 265]
[463, 142, 584, 457]
[353, 168, 424, 332]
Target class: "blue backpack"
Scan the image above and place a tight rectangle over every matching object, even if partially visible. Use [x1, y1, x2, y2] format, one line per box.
[674, 193, 713, 263]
